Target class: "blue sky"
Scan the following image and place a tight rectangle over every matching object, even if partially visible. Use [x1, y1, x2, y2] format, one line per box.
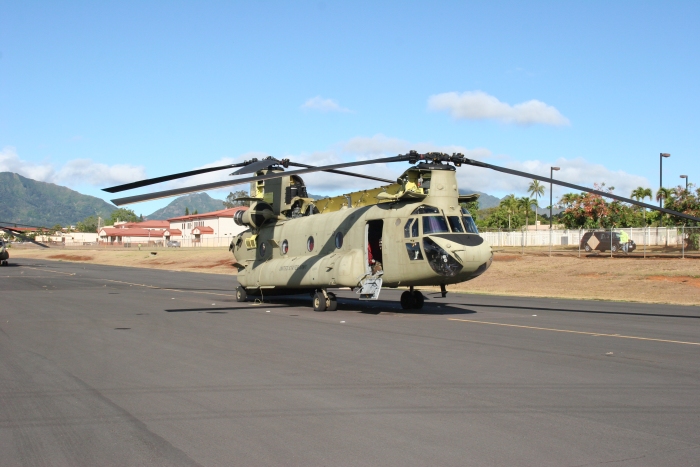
[1, 1, 698, 216]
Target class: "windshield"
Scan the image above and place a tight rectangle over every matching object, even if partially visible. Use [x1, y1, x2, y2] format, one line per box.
[447, 216, 465, 233]
[422, 216, 450, 234]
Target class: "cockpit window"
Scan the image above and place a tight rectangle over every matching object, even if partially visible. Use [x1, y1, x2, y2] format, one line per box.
[460, 207, 479, 233]
[447, 216, 465, 233]
[411, 205, 440, 215]
[462, 215, 479, 234]
[422, 216, 450, 234]
[404, 218, 414, 238]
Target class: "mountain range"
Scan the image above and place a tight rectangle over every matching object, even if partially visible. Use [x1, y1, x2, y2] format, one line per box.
[0, 172, 116, 227]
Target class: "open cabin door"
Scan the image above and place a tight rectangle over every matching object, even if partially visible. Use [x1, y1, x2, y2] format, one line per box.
[359, 220, 384, 300]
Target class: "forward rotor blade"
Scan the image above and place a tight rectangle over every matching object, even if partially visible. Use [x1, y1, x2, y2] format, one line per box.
[463, 159, 700, 223]
[111, 155, 406, 205]
[103, 163, 244, 193]
[0, 227, 50, 248]
[287, 162, 393, 184]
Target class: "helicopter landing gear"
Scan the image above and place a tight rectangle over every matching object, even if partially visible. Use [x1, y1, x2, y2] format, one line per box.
[313, 290, 337, 311]
[236, 286, 248, 302]
[400, 290, 424, 310]
[1, 260, 7, 266]
[313, 291, 327, 312]
[326, 292, 338, 311]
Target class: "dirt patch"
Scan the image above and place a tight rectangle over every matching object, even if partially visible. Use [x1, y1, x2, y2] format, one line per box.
[48, 254, 94, 261]
[493, 254, 521, 262]
[647, 275, 700, 288]
[191, 259, 235, 269]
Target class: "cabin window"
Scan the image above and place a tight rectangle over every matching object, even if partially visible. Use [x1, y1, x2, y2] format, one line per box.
[258, 241, 267, 258]
[422, 216, 449, 235]
[411, 205, 440, 215]
[335, 232, 343, 249]
[447, 216, 465, 233]
[307, 236, 314, 252]
[405, 242, 424, 260]
[281, 240, 288, 255]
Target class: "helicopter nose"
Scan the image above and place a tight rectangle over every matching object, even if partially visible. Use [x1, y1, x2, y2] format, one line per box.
[427, 235, 492, 271]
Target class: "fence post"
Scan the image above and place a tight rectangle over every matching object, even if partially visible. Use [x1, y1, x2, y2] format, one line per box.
[643, 226, 646, 259]
[682, 224, 685, 259]
[578, 228, 581, 258]
[610, 227, 613, 258]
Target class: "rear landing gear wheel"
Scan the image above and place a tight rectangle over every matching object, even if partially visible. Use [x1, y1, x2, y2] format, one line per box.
[236, 286, 248, 302]
[411, 291, 424, 309]
[313, 292, 327, 312]
[400, 291, 416, 310]
[326, 292, 338, 311]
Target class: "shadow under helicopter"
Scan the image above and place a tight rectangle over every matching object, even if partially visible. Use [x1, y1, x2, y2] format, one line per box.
[166, 293, 477, 316]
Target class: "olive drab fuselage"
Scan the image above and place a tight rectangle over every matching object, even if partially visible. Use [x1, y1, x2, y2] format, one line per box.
[230, 164, 492, 293]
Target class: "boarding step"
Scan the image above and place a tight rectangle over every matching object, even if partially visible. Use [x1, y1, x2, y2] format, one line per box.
[357, 276, 383, 300]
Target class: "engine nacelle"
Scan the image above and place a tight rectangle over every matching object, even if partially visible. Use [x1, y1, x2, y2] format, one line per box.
[233, 202, 276, 230]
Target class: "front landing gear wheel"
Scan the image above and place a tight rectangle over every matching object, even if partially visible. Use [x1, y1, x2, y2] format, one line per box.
[400, 291, 415, 310]
[236, 286, 248, 302]
[326, 292, 338, 311]
[411, 291, 424, 309]
[313, 292, 327, 312]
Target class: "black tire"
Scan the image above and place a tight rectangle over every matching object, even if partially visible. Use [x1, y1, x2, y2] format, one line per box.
[412, 291, 425, 309]
[400, 291, 415, 310]
[326, 292, 338, 311]
[235, 286, 248, 302]
[313, 292, 327, 312]
[611, 245, 618, 253]
[584, 244, 592, 252]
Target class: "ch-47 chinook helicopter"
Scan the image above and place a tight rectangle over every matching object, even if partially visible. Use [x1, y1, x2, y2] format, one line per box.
[105, 151, 700, 311]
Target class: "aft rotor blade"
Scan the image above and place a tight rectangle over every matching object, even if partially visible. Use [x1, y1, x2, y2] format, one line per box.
[111, 155, 405, 205]
[463, 159, 700, 223]
[103, 163, 244, 193]
[0, 227, 50, 248]
[287, 162, 393, 184]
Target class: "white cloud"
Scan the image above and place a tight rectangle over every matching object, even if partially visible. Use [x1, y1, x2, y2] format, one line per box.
[427, 91, 570, 126]
[0, 146, 146, 187]
[301, 96, 352, 113]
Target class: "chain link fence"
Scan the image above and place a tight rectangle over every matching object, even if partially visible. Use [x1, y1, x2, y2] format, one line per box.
[481, 226, 700, 258]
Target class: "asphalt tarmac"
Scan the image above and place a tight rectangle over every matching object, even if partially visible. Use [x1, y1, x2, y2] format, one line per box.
[1, 258, 699, 467]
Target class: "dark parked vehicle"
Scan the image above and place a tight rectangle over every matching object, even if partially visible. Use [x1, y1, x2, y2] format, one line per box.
[580, 231, 636, 253]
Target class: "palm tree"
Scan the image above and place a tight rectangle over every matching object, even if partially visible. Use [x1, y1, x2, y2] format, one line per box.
[528, 180, 545, 230]
[517, 196, 537, 231]
[631, 187, 653, 224]
[655, 187, 673, 207]
[501, 195, 518, 230]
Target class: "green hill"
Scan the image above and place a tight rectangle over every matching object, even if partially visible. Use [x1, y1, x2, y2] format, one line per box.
[146, 193, 226, 220]
[0, 172, 116, 227]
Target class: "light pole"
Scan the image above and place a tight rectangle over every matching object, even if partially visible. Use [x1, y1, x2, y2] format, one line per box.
[549, 167, 560, 230]
[680, 175, 688, 192]
[660, 153, 670, 207]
